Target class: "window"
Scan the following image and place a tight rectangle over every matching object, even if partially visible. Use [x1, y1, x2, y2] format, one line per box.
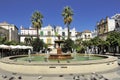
[85, 35, 87, 39]
[62, 32, 65, 36]
[103, 25, 106, 32]
[48, 31, 51, 36]
[47, 38, 51, 44]
[40, 31, 44, 36]
[88, 35, 90, 38]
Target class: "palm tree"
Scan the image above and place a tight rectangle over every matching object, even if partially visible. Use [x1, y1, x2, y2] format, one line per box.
[62, 6, 73, 39]
[31, 11, 43, 39]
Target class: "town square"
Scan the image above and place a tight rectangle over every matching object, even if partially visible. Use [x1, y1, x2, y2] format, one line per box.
[0, 0, 120, 80]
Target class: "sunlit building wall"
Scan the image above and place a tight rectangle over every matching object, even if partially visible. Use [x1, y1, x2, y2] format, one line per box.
[19, 25, 76, 47]
[0, 22, 18, 42]
[76, 30, 92, 41]
[96, 17, 115, 40]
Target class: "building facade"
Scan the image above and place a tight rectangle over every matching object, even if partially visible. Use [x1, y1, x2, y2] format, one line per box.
[81, 30, 92, 41]
[96, 17, 115, 40]
[76, 30, 92, 41]
[19, 25, 76, 47]
[97, 17, 115, 35]
[111, 14, 120, 31]
[0, 22, 18, 42]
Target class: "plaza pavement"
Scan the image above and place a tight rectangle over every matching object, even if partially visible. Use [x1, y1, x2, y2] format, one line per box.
[0, 56, 120, 80]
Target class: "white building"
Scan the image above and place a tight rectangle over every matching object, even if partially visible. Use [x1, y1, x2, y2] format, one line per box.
[111, 14, 120, 31]
[0, 22, 18, 42]
[76, 30, 92, 41]
[81, 30, 92, 41]
[19, 25, 76, 47]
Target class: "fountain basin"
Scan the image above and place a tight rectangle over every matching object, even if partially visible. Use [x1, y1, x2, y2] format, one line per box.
[0, 55, 118, 74]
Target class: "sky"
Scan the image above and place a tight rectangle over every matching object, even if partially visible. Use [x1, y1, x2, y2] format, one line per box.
[0, 0, 120, 32]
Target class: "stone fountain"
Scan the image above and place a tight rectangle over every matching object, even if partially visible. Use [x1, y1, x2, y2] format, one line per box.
[49, 35, 73, 59]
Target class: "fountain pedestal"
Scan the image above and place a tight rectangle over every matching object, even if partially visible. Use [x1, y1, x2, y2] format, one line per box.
[49, 53, 72, 59]
[57, 47, 62, 55]
[49, 35, 73, 59]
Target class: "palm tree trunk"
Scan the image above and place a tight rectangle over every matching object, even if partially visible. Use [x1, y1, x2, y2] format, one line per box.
[37, 27, 39, 39]
[67, 24, 70, 39]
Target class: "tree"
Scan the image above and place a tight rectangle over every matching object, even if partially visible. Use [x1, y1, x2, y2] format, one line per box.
[4, 41, 18, 45]
[106, 32, 120, 46]
[24, 37, 33, 46]
[0, 36, 7, 44]
[75, 39, 85, 53]
[75, 39, 83, 46]
[90, 37, 104, 46]
[90, 37, 108, 54]
[82, 40, 92, 48]
[62, 39, 74, 53]
[62, 6, 73, 39]
[24, 37, 28, 45]
[31, 11, 43, 39]
[106, 31, 120, 55]
[32, 38, 44, 52]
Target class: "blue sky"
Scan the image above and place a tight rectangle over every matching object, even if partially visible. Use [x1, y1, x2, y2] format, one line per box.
[0, 0, 120, 32]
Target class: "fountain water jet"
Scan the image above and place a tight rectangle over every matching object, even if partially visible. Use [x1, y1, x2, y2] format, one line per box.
[28, 49, 32, 62]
